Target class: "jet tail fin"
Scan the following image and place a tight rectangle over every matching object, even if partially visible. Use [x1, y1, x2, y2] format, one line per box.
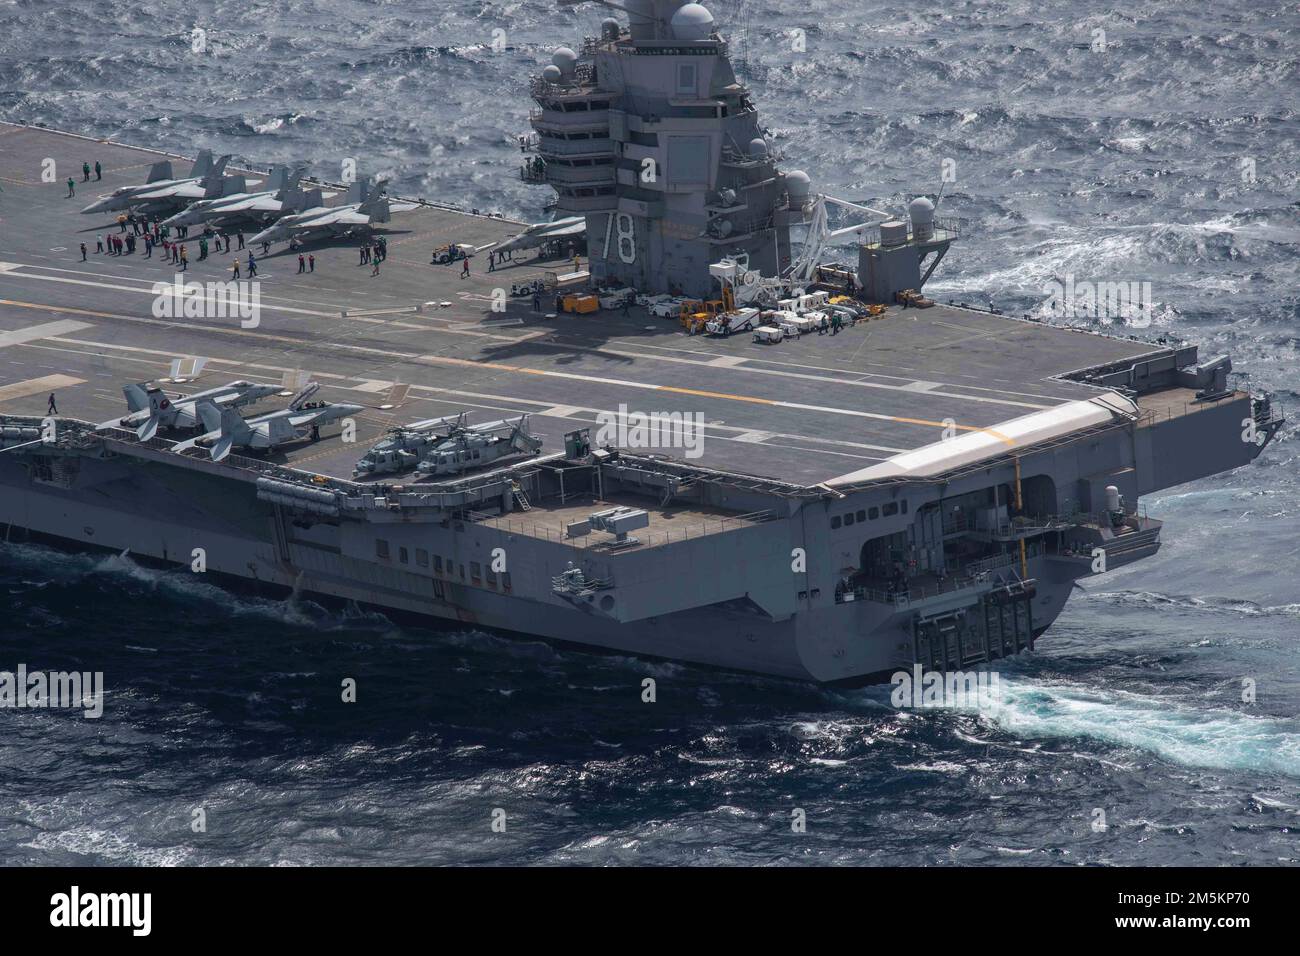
[359, 181, 390, 222]
[198, 157, 232, 195]
[283, 186, 322, 213]
[195, 401, 223, 435]
[271, 164, 308, 199]
[344, 176, 372, 205]
[366, 197, 391, 223]
[196, 400, 251, 446]
[145, 160, 174, 183]
[190, 149, 214, 179]
[220, 175, 248, 197]
[122, 383, 152, 413]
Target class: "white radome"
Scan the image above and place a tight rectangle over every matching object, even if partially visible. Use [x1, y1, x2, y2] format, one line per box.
[551, 47, 578, 74]
[671, 3, 715, 42]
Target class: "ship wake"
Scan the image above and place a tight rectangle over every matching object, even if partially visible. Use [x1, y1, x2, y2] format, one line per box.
[969, 678, 1300, 779]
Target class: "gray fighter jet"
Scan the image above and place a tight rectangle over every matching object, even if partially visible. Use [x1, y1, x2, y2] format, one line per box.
[157, 164, 318, 230]
[247, 177, 418, 247]
[80, 150, 247, 216]
[490, 215, 585, 254]
[173, 383, 364, 462]
[124, 169, 257, 217]
[108, 380, 282, 441]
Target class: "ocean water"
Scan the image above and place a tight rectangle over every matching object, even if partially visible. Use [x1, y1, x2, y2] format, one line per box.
[0, 0, 1297, 865]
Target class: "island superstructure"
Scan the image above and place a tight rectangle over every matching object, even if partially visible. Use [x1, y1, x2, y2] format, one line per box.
[0, 4, 1281, 682]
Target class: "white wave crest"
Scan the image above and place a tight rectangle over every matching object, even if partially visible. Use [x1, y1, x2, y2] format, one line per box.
[974, 679, 1300, 778]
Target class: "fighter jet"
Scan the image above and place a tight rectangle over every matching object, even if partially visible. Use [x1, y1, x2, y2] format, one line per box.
[353, 414, 469, 477]
[416, 415, 542, 477]
[108, 381, 282, 441]
[490, 216, 586, 255]
[157, 164, 317, 230]
[80, 150, 244, 216]
[173, 383, 364, 462]
[124, 168, 260, 217]
[247, 177, 419, 247]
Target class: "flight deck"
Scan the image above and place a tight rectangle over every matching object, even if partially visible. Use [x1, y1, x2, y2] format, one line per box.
[0, 123, 1169, 488]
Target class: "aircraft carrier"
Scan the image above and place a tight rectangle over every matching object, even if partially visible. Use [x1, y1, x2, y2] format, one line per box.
[0, 3, 1283, 682]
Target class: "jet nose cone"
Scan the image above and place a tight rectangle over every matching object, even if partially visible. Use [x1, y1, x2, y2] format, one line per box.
[80, 199, 107, 214]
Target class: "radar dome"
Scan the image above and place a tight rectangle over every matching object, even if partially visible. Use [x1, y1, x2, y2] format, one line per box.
[785, 169, 812, 203]
[671, 3, 715, 42]
[551, 47, 578, 75]
[541, 64, 563, 84]
[601, 17, 620, 40]
[748, 137, 768, 159]
[908, 196, 935, 239]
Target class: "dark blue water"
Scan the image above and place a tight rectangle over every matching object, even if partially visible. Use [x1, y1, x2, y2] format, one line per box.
[1, 0, 1298, 864]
